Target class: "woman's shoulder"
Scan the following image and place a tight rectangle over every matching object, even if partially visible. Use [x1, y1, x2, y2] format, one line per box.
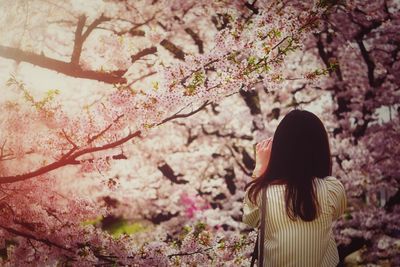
[317, 176, 345, 193]
[321, 176, 343, 184]
[324, 176, 339, 181]
[315, 175, 340, 183]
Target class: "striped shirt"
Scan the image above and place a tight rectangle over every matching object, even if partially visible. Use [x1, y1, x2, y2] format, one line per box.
[242, 176, 347, 267]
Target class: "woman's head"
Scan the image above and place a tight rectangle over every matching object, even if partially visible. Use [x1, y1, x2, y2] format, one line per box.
[245, 109, 332, 221]
[267, 109, 332, 181]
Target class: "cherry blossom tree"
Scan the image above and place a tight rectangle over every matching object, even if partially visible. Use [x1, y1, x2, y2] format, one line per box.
[0, 0, 398, 266]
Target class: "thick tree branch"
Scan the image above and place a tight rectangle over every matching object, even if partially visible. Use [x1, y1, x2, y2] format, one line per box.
[160, 39, 185, 60]
[184, 28, 204, 54]
[356, 37, 385, 88]
[131, 46, 157, 63]
[157, 161, 188, 184]
[71, 15, 87, 65]
[0, 45, 127, 84]
[145, 211, 180, 224]
[71, 14, 111, 65]
[239, 87, 261, 115]
[349, 12, 386, 88]
[82, 14, 110, 41]
[88, 26, 145, 37]
[244, 1, 259, 15]
[128, 29, 145, 36]
[223, 167, 236, 194]
[68, 153, 127, 165]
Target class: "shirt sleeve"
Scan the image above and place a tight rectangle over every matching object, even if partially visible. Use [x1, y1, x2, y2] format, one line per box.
[242, 188, 261, 228]
[326, 176, 347, 220]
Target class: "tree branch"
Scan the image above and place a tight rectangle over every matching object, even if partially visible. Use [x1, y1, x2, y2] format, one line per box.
[127, 71, 157, 86]
[0, 224, 72, 252]
[157, 100, 211, 126]
[244, 0, 259, 15]
[144, 211, 180, 224]
[200, 125, 253, 140]
[0, 99, 214, 184]
[239, 87, 261, 115]
[71, 15, 87, 65]
[71, 14, 111, 65]
[131, 46, 157, 63]
[184, 28, 204, 54]
[157, 161, 188, 184]
[82, 14, 110, 41]
[0, 224, 121, 265]
[0, 128, 141, 184]
[160, 39, 185, 61]
[0, 45, 127, 84]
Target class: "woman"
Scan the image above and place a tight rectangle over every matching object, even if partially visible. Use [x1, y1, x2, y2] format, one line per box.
[242, 109, 347, 267]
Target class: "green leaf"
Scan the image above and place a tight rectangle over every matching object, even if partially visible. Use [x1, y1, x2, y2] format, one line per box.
[101, 217, 148, 238]
[152, 81, 159, 91]
[247, 55, 257, 66]
[82, 216, 103, 226]
[344, 211, 353, 220]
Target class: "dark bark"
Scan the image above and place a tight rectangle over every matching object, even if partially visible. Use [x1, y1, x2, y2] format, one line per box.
[145, 211, 180, 224]
[160, 39, 185, 60]
[223, 167, 236, 195]
[0, 45, 127, 84]
[239, 88, 261, 115]
[131, 46, 157, 63]
[184, 28, 204, 54]
[157, 161, 188, 184]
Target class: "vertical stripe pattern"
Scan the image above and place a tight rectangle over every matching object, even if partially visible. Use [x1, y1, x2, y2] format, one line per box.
[242, 176, 347, 267]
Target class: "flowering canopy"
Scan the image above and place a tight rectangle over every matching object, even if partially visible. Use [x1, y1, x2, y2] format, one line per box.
[0, 0, 399, 266]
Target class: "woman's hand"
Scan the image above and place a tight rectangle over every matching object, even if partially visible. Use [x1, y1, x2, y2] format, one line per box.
[253, 137, 273, 178]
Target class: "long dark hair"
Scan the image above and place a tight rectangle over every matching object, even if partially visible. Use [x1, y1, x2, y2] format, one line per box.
[245, 109, 332, 221]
